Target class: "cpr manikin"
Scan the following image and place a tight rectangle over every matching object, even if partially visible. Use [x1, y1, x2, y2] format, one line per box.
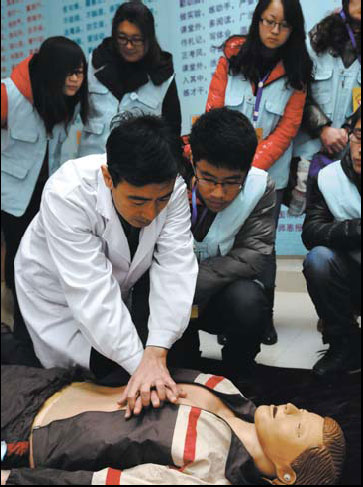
[1, 366, 345, 486]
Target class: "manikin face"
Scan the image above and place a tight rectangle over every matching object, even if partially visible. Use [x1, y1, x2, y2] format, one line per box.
[63, 64, 84, 96]
[101, 165, 175, 228]
[255, 404, 324, 481]
[350, 118, 362, 176]
[349, 0, 362, 23]
[116, 20, 146, 63]
[259, 0, 292, 50]
[194, 160, 246, 213]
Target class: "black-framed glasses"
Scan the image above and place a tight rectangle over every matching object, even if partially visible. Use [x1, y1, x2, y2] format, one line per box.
[260, 17, 292, 32]
[194, 169, 246, 195]
[350, 128, 362, 143]
[117, 34, 145, 47]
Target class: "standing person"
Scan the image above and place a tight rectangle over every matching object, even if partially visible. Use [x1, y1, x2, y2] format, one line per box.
[302, 108, 361, 379]
[79, 1, 181, 157]
[294, 0, 361, 168]
[206, 0, 313, 346]
[1, 36, 88, 337]
[183, 108, 276, 378]
[14, 114, 198, 417]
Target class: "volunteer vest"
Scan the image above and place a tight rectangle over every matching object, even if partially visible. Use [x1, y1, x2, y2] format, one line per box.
[78, 53, 175, 157]
[194, 167, 268, 262]
[294, 48, 361, 161]
[318, 160, 361, 221]
[1, 77, 70, 217]
[225, 73, 294, 190]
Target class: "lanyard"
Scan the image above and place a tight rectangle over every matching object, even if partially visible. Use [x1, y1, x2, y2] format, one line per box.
[191, 183, 208, 228]
[340, 10, 361, 64]
[253, 73, 270, 128]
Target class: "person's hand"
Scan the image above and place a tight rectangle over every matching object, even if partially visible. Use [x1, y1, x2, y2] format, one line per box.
[117, 346, 186, 419]
[320, 127, 349, 155]
[1, 470, 11, 485]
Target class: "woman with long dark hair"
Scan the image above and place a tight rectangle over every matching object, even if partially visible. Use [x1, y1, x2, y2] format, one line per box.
[79, 1, 181, 157]
[206, 0, 313, 346]
[294, 0, 361, 163]
[1, 36, 89, 297]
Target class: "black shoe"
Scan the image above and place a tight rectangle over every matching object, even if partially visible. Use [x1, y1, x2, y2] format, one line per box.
[313, 337, 361, 378]
[261, 318, 278, 346]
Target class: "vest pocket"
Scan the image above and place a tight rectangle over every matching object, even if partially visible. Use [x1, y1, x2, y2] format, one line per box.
[10, 126, 39, 143]
[1, 158, 30, 179]
[82, 121, 105, 135]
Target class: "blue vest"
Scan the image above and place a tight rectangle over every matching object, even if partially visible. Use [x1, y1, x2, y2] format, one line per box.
[194, 167, 268, 262]
[294, 48, 361, 161]
[78, 53, 175, 157]
[225, 73, 295, 190]
[318, 160, 361, 221]
[1, 78, 71, 217]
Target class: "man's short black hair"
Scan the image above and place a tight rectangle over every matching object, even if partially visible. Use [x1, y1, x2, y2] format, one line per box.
[106, 114, 182, 187]
[190, 108, 258, 172]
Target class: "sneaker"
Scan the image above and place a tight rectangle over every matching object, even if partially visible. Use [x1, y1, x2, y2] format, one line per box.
[313, 337, 361, 378]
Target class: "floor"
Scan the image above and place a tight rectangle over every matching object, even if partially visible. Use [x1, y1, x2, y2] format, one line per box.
[1, 247, 327, 370]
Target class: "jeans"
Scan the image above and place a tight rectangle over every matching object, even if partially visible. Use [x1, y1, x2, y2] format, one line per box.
[303, 246, 361, 343]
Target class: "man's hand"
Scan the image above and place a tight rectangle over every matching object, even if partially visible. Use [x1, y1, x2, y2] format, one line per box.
[320, 127, 349, 155]
[118, 347, 186, 419]
[1, 470, 11, 485]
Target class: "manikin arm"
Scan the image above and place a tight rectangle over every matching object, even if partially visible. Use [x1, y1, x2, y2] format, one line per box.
[3, 465, 225, 485]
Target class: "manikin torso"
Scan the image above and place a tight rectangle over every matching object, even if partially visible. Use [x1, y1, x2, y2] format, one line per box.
[29, 382, 240, 467]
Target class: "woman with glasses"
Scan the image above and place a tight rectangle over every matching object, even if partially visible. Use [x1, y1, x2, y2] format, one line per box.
[302, 107, 361, 379]
[1, 36, 88, 342]
[294, 0, 361, 167]
[206, 0, 313, 346]
[79, 2, 181, 157]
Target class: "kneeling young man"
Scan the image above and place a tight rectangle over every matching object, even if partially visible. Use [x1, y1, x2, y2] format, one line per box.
[14, 115, 198, 416]
[302, 108, 361, 378]
[184, 108, 276, 376]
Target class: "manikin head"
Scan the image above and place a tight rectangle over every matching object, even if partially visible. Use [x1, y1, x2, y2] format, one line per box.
[255, 404, 346, 485]
[189, 108, 258, 213]
[102, 114, 181, 228]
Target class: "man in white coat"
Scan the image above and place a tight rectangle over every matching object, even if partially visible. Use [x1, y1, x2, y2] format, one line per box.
[14, 115, 198, 417]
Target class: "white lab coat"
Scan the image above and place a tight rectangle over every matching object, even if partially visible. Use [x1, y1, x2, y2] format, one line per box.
[14, 154, 198, 374]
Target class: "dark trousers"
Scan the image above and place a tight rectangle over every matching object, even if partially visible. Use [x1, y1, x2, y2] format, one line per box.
[193, 279, 269, 368]
[303, 246, 361, 343]
[258, 189, 284, 310]
[90, 272, 201, 386]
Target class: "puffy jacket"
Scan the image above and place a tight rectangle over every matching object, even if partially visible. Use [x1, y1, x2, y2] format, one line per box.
[206, 36, 307, 173]
[302, 152, 361, 251]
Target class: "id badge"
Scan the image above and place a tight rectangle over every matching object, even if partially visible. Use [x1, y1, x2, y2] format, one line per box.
[256, 128, 264, 143]
[191, 305, 199, 319]
[353, 87, 361, 112]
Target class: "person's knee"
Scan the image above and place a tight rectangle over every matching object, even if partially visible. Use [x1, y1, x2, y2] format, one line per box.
[303, 246, 336, 283]
[224, 280, 267, 334]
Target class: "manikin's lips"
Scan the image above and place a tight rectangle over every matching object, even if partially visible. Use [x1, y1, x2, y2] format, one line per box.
[272, 405, 278, 418]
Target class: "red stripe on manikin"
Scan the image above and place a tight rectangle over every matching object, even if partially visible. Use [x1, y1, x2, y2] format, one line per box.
[205, 375, 225, 390]
[106, 468, 122, 485]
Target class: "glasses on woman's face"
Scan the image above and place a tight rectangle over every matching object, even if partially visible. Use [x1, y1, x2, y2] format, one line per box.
[117, 34, 145, 47]
[260, 17, 292, 33]
[66, 69, 84, 79]
[350, 128, 362, 144]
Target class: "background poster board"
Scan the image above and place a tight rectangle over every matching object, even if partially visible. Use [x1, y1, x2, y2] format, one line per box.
[1, 0, 342, 254]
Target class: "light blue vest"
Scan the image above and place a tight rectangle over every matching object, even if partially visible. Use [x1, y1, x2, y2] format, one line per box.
[318, 160, 361, 221]
[294, 47, 361, 161]
[78, 53, 175, 157]
[1, 78, 70, 217]
[225, 72, 295, 190]
[194, 167, 268, 262]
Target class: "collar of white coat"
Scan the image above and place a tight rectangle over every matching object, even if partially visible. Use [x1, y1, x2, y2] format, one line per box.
[96, 157, 115, 221]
